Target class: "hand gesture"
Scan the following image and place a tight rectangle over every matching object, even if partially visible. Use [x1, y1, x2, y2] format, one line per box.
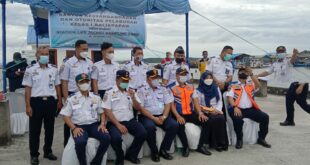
[98, 124, 108, 133]
[198, 113, 208, 122]
[26, 106, 33, 117]
[117, 124, 128, 134]
[176, 115, 186, 125]
[234, 107, 242, 117]
[73, 127, 84, 138]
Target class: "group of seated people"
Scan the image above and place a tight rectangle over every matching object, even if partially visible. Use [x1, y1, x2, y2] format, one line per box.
[60, 66, 271, 165]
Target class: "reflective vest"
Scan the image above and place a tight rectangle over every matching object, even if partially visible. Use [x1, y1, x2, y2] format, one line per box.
[231, 84, 260, 110]
[170, 84, 195, 115]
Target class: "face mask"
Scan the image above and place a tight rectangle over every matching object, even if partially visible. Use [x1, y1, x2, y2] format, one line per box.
[39, 56, 49, 64]
[151, 79, 160, 88]
[120, 82, 129, 90]
[107, 53, 114, 60]
[224, 54, 232, 61]
[204, 79, 213, 86]
[203, 55, 208, 59]
[14, 60, 21, 64]
[238, 73, 248, 80]
[135, 55, 143, 62]
[277, 53, 287, 60]
[179, 76, 187, 83]
[175, 58, 184, 64]
[80, 51, 89, 59]
[78, 83, 90, 91]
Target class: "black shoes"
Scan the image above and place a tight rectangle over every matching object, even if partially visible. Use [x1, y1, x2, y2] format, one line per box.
[43, 153, 57, 160]
[125, 155, 141, 164]
[257, 138, 272, 148]
[280, 120, 295, 126]
[196, 146, 212, 155]
[235, 140, 243, 149]
[182, 147, 190, 157]
[151, 153, 160, 162]
[30, 157, 39, 165]
[115, 158, 124, 165]
[159, 149, 173, 160]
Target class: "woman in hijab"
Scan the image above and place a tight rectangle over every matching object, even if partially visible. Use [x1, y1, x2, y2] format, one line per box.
[195, 71, 228, 151]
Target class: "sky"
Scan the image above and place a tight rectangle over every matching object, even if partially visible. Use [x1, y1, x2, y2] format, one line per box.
[0, 0, 310, 62]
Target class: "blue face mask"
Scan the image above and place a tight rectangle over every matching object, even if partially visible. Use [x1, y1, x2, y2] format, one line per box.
[224, 54, 232, 61]
[39, 56, 49, 64]
[120, 82, 129, 90]
[277, 53, 287, 60]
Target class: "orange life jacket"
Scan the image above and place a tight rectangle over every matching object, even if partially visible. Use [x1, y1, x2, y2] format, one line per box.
[170, 84, 195, 115]
[231, 84, 260, 110]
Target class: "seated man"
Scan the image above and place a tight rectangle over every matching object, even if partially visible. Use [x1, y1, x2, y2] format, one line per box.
[103, 70, 147, 165]
[280, 82, 310, 126]
[60, 73, 111, 165]
[137, 69, 179, 162]
[227, 67, 271, 149]
[168, 67, 211, 157]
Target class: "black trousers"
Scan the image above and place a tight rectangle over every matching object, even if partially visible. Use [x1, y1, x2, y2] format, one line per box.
[228, 107, 269, 140]
[285, 82, 310, 122]
[98, 90, 106, 99]
[176, 113, 208, 149]
[29, 96, 57, 157]
[64, 91, 75, 147]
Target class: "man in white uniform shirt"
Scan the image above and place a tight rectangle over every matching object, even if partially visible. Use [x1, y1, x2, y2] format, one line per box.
[91, 42, 119, 98]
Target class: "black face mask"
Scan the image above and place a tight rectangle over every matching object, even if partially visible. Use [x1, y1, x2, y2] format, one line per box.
[238, 73, 248, 79]
[175, 58, 184, 64]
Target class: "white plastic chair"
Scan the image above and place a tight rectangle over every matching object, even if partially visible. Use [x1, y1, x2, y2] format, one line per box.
[223, 92, 259, 145]
[142, 127, 175, 156]
[6, 89, 29, 135]
[107, 133, 143, 160]
[176, 123, 201, 150]
[62, 134, 107, 165]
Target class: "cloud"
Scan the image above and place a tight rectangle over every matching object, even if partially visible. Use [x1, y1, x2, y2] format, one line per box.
[1, 0, 310, 62]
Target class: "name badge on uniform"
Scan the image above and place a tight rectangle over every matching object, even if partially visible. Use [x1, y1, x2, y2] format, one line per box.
[111, 92, 120, 102]
[99, 71, 106, 76]
[72, 103, 81, 110]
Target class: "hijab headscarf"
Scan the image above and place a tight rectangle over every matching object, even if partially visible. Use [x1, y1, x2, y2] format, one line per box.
[197, 71, 220, 107]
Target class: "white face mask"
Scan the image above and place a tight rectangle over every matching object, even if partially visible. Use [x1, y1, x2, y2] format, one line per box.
[135, 55, 143, 62]
[204, 79, 213, 86]
[179, 76, 187, 83]
[107, 53, 114, 60]
[151, 79, 160, 88]
[78, 83, 90, 91]
[80, 52, 89, 59]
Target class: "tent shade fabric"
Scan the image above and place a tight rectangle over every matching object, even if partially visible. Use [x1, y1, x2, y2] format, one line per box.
[12, 0, 191, 16]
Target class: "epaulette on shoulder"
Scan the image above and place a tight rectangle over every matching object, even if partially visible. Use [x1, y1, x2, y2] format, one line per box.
[167, 82, 176, 89]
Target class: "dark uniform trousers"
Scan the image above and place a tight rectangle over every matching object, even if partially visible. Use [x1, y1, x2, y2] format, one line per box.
[176, 113, 208, 149]
[285, 82, 310, 122]
[107, 119, 147, 161]
[228, 107, 269, 140]
[73, 122, 111, 165]
[29, 96, 57, 157]
[64, 91, 75, 147]
[98, 90, 106, 99]
[138, 115, 179, 154]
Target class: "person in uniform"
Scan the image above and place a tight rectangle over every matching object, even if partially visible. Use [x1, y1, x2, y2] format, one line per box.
[137, 69, 179, 162]
[103, 70, 147, 165]
[197, 51, 209, 75]
[60, 73, 110, 165]
[91, 42, 119, 98]
[22, 46, 62, 165]
[163, 46, 190, 86]
[227, 67, 271, 149]
[168, 67, 211, 157]
[60, 40, 93, 146]
[122, 47, 150, 90]
[257, 46, 299, 126]
[6, 52, 28, 92]
[195, 71, 228, 151]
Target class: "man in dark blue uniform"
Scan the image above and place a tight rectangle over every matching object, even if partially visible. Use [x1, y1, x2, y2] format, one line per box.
[6, 52, 28, 92]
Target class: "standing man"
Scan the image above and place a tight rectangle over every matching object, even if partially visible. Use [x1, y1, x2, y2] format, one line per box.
[163, 46, 190, 86]
[103, 70, 147, 165]
[168, 68, 211, 157]
[161, 52, 172, 65]
[227, 67, 271, 149]
[60, 40, 93, 147]
[137, 69, 179, 162]
[6, 52, 28, 92]
[123, 47, 150, 90]
[206, 46, 233, 92]
[22, 46, 62, 165]
[91, 42, 119, 99]
[60, 73, 110, 165]
[198, 50, 209, 75]
[257, 46, 299, 126]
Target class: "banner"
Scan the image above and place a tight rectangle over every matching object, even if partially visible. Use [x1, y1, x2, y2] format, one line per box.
[49, 11, 146, 48]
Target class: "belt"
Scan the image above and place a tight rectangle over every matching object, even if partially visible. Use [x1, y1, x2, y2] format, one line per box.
[31, 96, 54, 101]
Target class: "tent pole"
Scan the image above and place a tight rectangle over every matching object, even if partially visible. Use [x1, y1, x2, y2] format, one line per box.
[185, 13, 189, 68]
[1, 0, 7, 93]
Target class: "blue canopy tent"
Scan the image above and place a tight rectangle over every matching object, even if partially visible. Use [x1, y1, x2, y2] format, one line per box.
[1, 0, 191, 92]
